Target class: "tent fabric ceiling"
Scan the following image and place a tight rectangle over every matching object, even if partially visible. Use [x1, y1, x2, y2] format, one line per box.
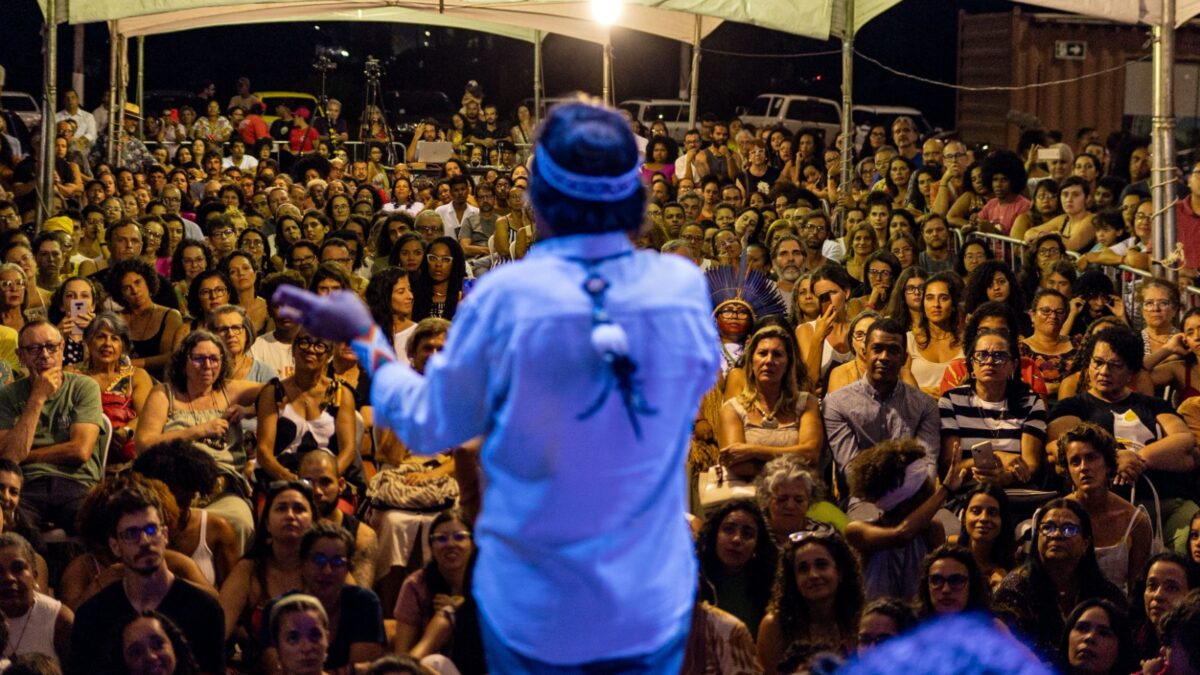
[39, 0, 831, 40]
[1007, 0, 1200, 27]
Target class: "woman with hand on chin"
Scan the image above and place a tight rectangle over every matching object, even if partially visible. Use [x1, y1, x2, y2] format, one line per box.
[797, 264, 855, 395]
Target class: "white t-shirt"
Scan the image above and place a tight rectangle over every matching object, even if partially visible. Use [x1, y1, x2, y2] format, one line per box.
[222, 155, 259, 171]
[435, 202, 480, 239]
[249, 331, 295, 379]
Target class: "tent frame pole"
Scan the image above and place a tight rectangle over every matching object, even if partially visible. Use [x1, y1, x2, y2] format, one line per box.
[39, 0, 58, 223]
[837, 0, 855, 234]
[533, 30, 543, 125]
[601, 32, 612, 106]
[688, 14, 700, 129]
[1151, 0, 1177, 279]
[136, 36, 145, 140]
[106, 22, 118, 165]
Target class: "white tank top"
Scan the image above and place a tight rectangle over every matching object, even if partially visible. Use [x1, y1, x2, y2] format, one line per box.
[1094, 505, 1146, 593]
[5, 592, 62, 665]
[191, 509, 217, 586]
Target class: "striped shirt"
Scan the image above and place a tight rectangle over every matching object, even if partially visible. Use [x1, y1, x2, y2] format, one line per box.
[938, 383, 1047, 457]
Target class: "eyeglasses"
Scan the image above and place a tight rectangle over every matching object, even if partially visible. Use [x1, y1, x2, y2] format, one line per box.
[852, 330, 868, 342]
[213, 324, 246, 335]
[1037, 247, 1062, 258]
[943, 152, 967, 161]
[309, 553, 349, 570]
[416, 225, 442, 234]
[294, 337, 331, 354]
[1038, 521, 1081, 538]
[929, 573, 969, 590]
[431, 531, 471, 546]
[426, 254, 454, 265]
[1036, 307, 1067, 318]
[189, 354, 221, 366]
[210, 228, 235, 238]
[971, 350, 1011, 365]
[116, 523, 161, 543]
[1143, 300, 1174, 310]
[717, 306, 751, 319]
[19, 341, 62, 356]
[198, 287, 229, 299]
[904, 285, 923, 296]
[0, 280, 26, 291]
[868, 269, 893, 279]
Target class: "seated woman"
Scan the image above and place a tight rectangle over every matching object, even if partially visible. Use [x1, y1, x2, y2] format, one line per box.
[168, 239, 212, 319]
[939, 301, 1046, 397]
[266, 594, 331, 675]
[1147, 306, 1197, 402]
[255, 328, 357, 485]
[718, 325, 824, 476]
[412, 237, 466, 321]
[907, 271, 964, 397]
[754, 455, 848, 543]
[48, 275, 101, 367]
[1020, 289, 1077, 402]
[67, 312, 153, 463]
[1129, 553, 1198, 661]
[135, 330, 261, 551]
[954, 483, 1017, 588]
[828, 310, 882, 394]
[59, 474, 214, 611]
[848, 250, 900, 315]
[131, 441, 240, 588]
[845, 439, 962, 602]
[393, 509, 475, 655]
[697, 501, 777, 642]
[1056, 316, 1155, 400]
[1060, 422, 1152, 593]
[219, 481, 316, 656]
[796, 264, 856, 394]
[0, 532, 73, 666]
[962, 260, 1026, 332]
[117, 612, 203, 675]
[221, 250, 269, 335]
[939, 327, 1046, 490]
[757, 531, 864, 670]
[365, 267, 416, 362]
[1061, 270, 1124, 341]
[106, 258, 183, 379]
[207, 304, 277, 383]
[915, 544, 992, 620]
[175, 268, 234, 351]
[0, 263, 29, 332]
[1061, 599, 1139, 675]
[261, 523, 386, 673]
[993, 498, 1126, 662]
[855, 598, 916, 657]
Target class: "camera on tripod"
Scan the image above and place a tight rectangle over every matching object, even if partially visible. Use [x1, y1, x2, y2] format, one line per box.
[364, 56, 383, 81]
[313, 54, 337, 73]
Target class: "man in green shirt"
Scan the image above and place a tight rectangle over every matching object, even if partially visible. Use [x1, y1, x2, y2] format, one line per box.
[0, 320, 104, 534]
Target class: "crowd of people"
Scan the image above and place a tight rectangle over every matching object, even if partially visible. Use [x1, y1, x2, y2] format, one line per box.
[2, 69, 1200, 674]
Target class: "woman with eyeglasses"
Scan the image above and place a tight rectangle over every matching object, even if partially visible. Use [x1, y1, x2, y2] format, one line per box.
[1061, 598, 1139, 675]
[916, 545, 992, 618]
[1020, 289, 1077, 402]
[219, 481, 316, 658]
[849, 251, 901, 316]
[1018, 233, 1068, 301]
[393, 509, 475, 655]
[206, 304, 276, 383]
[168, 240, 212, 323]
[1011, 179, 1064, 241]
[174, 269, 234, 352]
[993, 499, 1125, 662]
[0, 263, 29, 332]
[883, 267, 926, 334]
[255, 327, 356, 483]
[855, 597, 916, 656]
[757, 530, 864, 669]
[135, 330, 261, 551]
[260, 523, 386, 673]
[412, 237, 465, 321]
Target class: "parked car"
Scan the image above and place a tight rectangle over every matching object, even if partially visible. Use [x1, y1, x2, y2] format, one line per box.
[851, 105, 937, 148]
[618, 99, 693, 140]
[0, 91, 41, 133]
[255, 91, 319, 126]
[739, 94, 842, 143]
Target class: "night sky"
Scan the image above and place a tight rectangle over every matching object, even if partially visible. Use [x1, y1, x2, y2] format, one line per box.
[2, 0, 1018, 131]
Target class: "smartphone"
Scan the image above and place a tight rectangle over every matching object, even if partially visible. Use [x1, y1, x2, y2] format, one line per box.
[69, 300, 87, 339]
[970, 440, 997, 471]
[1036, 148, 1061, 162]
[817, 291, 833, 314]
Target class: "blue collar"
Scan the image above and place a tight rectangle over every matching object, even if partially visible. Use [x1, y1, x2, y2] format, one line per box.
[528, 231, 635, 262]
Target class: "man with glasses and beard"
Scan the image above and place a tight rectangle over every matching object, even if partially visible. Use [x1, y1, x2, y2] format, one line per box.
[797, 211, 834, 273]
[0, 321, 103, 535]
[68, 476, 225, 675]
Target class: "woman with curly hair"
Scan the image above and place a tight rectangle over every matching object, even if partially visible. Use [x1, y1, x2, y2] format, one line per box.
[916, 544, 993, 618]
[697, 500, 777, 641]
[845, 438, 966, 601]
[757, 531, 864, 670]
[118, 611, 204, 675]
[754, 455, 847, 545]
[855, 597, 916, 656]
[107, 257, 184, 378]
[364, 266, 416, 361]
[947, 161, 991, 230]
[718, 325, 824, 474]
[974, 150, 1029, 235]
[908, 271, 964, 396]
[963, 259, 1025, 323]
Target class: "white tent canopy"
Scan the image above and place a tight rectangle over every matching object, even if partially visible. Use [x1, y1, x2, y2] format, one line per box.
[1013, 0, 1200, 26]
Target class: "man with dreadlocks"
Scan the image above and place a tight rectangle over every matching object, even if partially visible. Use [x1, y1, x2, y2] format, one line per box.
[273, 98, 721, 671]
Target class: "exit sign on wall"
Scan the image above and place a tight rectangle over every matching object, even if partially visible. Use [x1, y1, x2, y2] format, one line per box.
[1055, 41, 1087, 60]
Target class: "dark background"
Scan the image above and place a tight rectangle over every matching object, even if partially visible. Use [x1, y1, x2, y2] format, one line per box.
[2, 0, 1019, 130]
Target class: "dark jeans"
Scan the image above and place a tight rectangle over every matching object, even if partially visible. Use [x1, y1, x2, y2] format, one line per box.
[479, 610, 689, 675]
[19, 476, 90, 535]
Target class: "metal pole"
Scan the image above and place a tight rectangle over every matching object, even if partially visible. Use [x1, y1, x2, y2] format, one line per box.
[838, 0, 855, 229]
[136, 36, 145, 140]
[687, 14, 701, 129]
[601, 34, 612, 106]
[72, 24, 84, 103]
[1151, 0, 1177, 280]
[39, 0, 58, 223]
[106, 22, 118, 165]
[533, 30, 543, 125]
[116, 33, 128, 168]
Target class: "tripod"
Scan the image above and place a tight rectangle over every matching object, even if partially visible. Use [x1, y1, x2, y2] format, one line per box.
[313, 54, 336, 121]
[359, 56, 396, 163]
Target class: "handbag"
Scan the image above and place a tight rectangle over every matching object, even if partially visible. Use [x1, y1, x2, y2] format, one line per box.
[367, 463, 459, 512]
[1130, 474, 1167, 554]
[697, 464, 756, 512]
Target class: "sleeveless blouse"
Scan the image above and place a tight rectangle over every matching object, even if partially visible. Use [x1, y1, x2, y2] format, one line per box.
[802, 319, 853, 385]
[723, 395, 810, 448]
[1095, 505, 1146, 593]
[907, 332, 962, 392]
[164, 386, 249, 496]
[1019, 340, 1077, 389]
[269, 377, 343, 473]
[4, 592, 62, 664]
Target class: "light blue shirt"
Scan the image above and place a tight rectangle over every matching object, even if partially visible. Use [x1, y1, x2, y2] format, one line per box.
[371, 230, 720, 663]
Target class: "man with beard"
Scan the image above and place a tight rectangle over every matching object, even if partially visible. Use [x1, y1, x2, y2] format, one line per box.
[68, 476, 225, 675]
[797, 211, 833, 273]
[297, 450, 378, 585]
[0, 459, 45, 557]
[918, 214, 955, 274]
[771, 235, 804, 312]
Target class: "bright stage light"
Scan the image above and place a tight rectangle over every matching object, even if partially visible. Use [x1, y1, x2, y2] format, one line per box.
[591, 0, 621, 25]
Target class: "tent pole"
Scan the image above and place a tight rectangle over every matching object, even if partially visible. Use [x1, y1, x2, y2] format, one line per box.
[115, 32, 127, 167]
[1151, 0, 1177, 280]
[601, 33, 611, 106]
[136, 36, 145, 140]
[688, 14, 700, 129]
[838, 0, 855, 234]
[533, 30, 543, 125]
[106, 22, 118, 165]
[72, 24, 84, 104]
[39, 0, 58, 224]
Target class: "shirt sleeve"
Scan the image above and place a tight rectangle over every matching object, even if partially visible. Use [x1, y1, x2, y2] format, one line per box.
[1022, 394, 1048, 442]
[937, 392, 959, 439]
[915, 394, 942, 465]
[71, 376, 106, 428]
[822, 394, 859, 472]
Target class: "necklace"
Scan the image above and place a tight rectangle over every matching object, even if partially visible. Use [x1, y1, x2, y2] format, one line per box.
[972, 390, 1008, 439]
[720, 343, 742, 370]
[6, 600, 32, 654]
[753, 394, 785, 429]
